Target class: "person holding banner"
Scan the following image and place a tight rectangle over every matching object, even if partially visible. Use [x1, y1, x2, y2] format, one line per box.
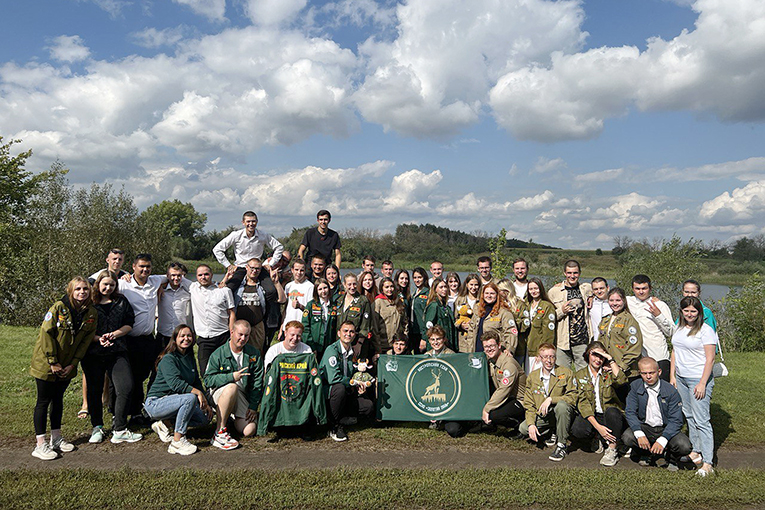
[519, 343, 577, 462]
[424, 325, 455, 357]
[321, 321, 374, 442]
[481, 331, 526, 432]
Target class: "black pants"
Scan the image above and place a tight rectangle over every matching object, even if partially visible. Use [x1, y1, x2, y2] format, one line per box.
[81, 353, 133, 430]
[658, 359, 671, 382]
[33, 378, 70, 435]
[126, 334, 162, 417]
[571, 407, 625, 444]
[197, 332, 230, 377]
[622, 423, 692, 462]
[488, 398, 525, 428]
[328, 383, 374, 424]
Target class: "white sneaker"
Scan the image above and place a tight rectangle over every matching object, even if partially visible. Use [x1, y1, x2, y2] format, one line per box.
[50, 436, 75, 453]
[152, 421, 173, 443]
[600, 447, 619, 467]
[111, 429, 143, 444]
[168, 437, 198, 455]
[210, 428, 239, 450]
[89, 426, 105, 443]
[32, 442, 58, 460]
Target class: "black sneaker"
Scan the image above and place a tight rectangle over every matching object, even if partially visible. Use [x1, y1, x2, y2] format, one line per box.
[329, 425, 347, 442]
[548, 444, 567, 462]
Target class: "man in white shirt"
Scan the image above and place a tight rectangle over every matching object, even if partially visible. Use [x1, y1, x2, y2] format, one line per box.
[118, 253, 166, 425]
[190, 264, 236, 376]
[282, 259, 314, 330]
[213, 210, 284, 293]
[264, 321, 312, 370]
[89, 248, 128, 282]
[512, 258, 529, 299]
[589, 277, 611, 342]
[626, 275, 673, 381]
[156, 262, 192, 347]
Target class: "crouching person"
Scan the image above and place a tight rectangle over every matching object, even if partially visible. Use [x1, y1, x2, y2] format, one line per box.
[519, 343, 576, 461]
[321, 321, 374, 442]
[482, 331, 526, 433]
[204, 320, 264, 450]
[622, 357, 692, 471]
[570, 341, 627, 467]
[144, 325, 212, 455]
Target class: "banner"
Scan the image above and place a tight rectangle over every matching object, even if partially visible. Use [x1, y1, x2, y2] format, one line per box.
[376, 353, 489, 421]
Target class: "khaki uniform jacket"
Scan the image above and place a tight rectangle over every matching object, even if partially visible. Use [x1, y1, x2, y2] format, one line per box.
[523, 366, 577, 425]
[466, 306, 518, 355]
[548, 281, 593, 351]
[522, 300, 557, 357]
[574, 366, 628, 419]
[454, 294, 478, 353]
[374, 296, 409, 353]
[484, 352, 526, 414]
[30, 301, 97, 381]
[598, 311, 643, 379]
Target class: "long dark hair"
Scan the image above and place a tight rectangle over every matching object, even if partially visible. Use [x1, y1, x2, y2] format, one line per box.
[678, 296, 704, 337]
[525, 277, 551, 304]
[395, 269, 411, 301]
[155, 324, 196, 370]
[412, 267, 429, 291]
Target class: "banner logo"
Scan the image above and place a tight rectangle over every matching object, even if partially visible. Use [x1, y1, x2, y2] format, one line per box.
[405, 359, 461, 417]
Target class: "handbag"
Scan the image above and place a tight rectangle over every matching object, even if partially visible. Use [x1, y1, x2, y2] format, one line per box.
[712, 338, 728, 378]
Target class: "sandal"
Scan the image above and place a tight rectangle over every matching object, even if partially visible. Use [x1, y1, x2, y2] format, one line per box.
[77, 408, 89, 419]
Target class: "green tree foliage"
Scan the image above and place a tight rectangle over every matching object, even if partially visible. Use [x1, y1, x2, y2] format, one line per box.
[732, 235, 765, 262]
[0, 137, 36, 221]
[488, 229, 514, 280]
[717, 273, 765, 351]
[139, 199, 208, 259]
[615, 235, 704, 306]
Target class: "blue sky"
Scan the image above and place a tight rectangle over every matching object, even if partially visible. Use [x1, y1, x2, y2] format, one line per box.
[2, 0, 764, 248]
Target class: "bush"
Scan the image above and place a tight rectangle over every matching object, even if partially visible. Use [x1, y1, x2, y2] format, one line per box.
[717, 273, 765, 351]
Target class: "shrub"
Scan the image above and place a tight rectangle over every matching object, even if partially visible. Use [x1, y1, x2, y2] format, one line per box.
[717, 273, 765, 351]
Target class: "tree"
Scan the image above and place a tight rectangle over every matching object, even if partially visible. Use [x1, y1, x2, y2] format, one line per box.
[139, 200, 207, 258]
[0, 137, 36, 221]
[717, 273, 765, 351]
[488, 229, 514, 280]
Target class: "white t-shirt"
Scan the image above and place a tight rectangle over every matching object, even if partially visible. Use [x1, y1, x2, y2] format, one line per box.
[263, 342, 312, 370]
[513, 281, 528, 300]
[282, 279, 315, 326]
[671, 323, 718, 379]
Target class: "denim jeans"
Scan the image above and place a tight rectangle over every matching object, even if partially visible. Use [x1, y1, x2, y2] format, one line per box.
[144, 394, 209, 435]
[675, 374, 714, 464]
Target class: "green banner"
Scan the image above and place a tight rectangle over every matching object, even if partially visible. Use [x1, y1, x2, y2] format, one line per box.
[376, 353, 489, 421]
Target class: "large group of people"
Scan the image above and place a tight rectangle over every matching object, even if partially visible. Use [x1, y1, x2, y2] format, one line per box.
[30, 210, 719, 476]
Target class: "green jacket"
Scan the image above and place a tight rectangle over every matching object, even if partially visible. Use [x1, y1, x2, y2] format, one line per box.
[523, 365, 577, 426]
[598, 310, 642, 379]
[320, 340, 356, 388]
[574, 366, 627, 419]
[301, 299, 338, 360]
[147, 350, 203, 399]
[257, 352, 327, 435]
[423, 301, 458, 352]
[523, 300, 557, 357]
[411, 288, 429, 344]
[337, 295, 372, 342]
[30, 300, 97, 381]
[204, 343, 264, 411]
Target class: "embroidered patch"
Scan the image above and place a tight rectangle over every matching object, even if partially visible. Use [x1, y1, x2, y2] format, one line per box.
[503, 369, 511, 377]
[501, 377, 510, 386]
[265, 387, 271, 396]
[508, 319, 516, 327]
[548, 323, 555, 330]
[548, 314, 555, 321]
[44, 311, 52, 321]
[314, 377, 321, 386]
[329, 356, 338, 367]
[511, 328, 518, 335]
[523, 318, 530, 327]
[310, 367, 318, 376]
[628, 326, 637, 335]
[523, 310, 530, 317]
[426, 321, 434, 329]
[267, 375, 273, 385]
[364, 313, 369, 319]
[629, 336, 638, 344]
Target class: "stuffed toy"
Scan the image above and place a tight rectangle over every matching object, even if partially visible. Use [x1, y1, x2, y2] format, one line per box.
[350, 359, 375, 388]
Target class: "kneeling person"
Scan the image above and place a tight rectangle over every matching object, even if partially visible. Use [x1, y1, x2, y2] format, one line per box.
[482, 331, 526, 432]
[204, 321, 264, 450]
[321, 321, 374, 442]
[519, 343, 576, 461]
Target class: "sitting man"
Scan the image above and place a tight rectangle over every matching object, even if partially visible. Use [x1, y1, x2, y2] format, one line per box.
[321, 321, 374, 442]
[570, 341, 627, 467]
[622, 357, 692, 471]
[519, 343, 576, 462]
[204, 320, 264, 450]
[482, 331, 526, 433]
[263, 321, 312, 371]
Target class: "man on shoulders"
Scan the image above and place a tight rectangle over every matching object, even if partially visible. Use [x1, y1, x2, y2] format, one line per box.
[264, 321, 312, 370]
[622, 357, 691, 470]
[190, 264, 236, 376]
[298, 210, 341, 268]
[519, 343, 576, 461]
[89, 248, 128, 283]
[512, 258, 529, 299]
[156, 262, 192, 346]
[548, 260, 592, 371]
[477, 256, 499, 286]
[626, 275, 672, 380]
[213, 211, 284, 293]
[204, 320, 264, 449]
[589, 277, 611, 342]
[682, 280, 717, 331]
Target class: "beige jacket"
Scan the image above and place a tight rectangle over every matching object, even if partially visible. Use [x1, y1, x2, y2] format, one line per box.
[548, 281, 593, 351]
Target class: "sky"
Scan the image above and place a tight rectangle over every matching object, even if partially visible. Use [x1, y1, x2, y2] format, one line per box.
[2, 0, 764, 249]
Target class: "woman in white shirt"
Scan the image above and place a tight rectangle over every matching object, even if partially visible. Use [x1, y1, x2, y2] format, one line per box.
[670, 296, 717, 477]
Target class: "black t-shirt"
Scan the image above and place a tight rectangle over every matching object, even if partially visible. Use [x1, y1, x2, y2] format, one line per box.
[301, 227, 341, 263]
[237, 284, 264, 326]
[565, 284, 589, 346]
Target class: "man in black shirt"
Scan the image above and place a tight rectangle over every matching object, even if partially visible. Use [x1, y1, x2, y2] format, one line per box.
[298, 210, 341, 267]
[233, 258, 286, 355]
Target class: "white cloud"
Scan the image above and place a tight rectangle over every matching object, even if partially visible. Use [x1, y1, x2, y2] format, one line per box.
[383, 169, 443, 212]
[307, 0, 396, 29]
[587, 193, 664, 230]
[77, 0, 130, 18]
[699, 180, 765, 224]
[655, 157, 765, 182]
[244, 0, 307, 25]
[574, 168, 625, 184]
[173, 0, 226, 22]
[516, 190, 555, 211]
[532, 157, 567, 174]
[489, 0, 765, 141]
[48, 35, 91, 63]
[130, 26, 190, 48]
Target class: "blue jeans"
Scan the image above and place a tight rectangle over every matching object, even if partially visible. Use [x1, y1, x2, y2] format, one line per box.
[144, 394, 209, 435]
[675, 374, 714, 464]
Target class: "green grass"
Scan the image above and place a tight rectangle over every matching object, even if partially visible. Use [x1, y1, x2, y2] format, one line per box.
[1, 467, 764, 509]
[1, 324, 763, 450]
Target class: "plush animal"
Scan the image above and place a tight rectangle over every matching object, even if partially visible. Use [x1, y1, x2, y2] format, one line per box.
[350, 359, 375, 388]
[455, 304, 473, 328]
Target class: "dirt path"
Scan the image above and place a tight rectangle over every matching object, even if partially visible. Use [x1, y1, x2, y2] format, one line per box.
[2, 442, 763, 471]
